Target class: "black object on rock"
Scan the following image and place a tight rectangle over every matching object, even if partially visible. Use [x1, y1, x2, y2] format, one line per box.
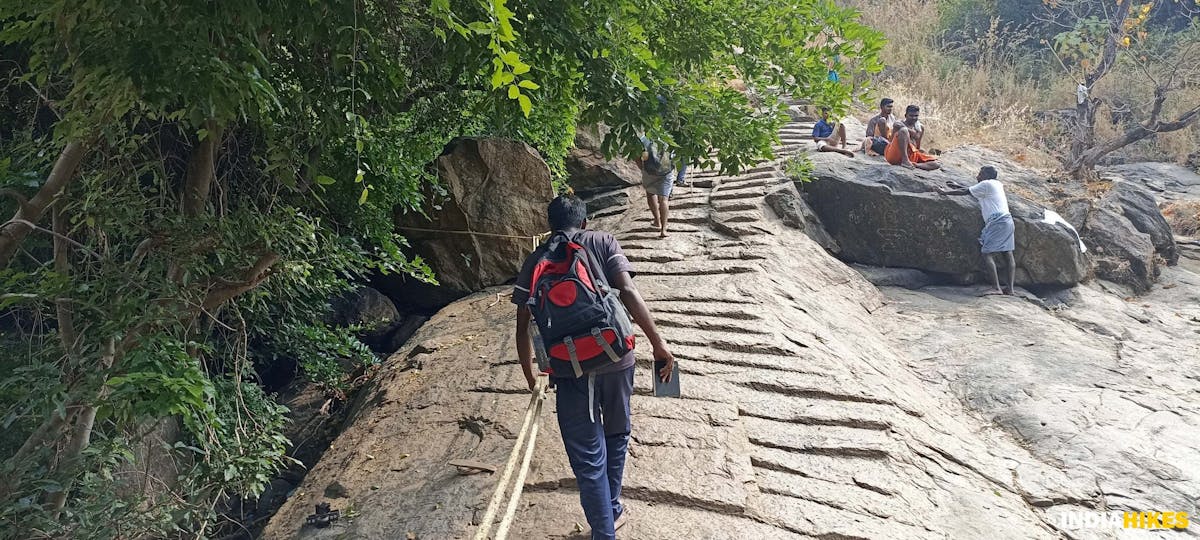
[304, 502, 340, 528]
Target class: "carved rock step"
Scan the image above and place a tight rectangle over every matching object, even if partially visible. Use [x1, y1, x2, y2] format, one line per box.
[507, 492, 811, 539]
[743, 416, 901, 460]
[631, 260, 760, 276]
[747, 492, 936, 540]
[524, 396, 755, 515]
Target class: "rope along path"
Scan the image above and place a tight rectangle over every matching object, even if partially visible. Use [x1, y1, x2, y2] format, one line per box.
[396, 227, 551, 252]
[473, 377, 548, 540]
[398, 225, 553, 537]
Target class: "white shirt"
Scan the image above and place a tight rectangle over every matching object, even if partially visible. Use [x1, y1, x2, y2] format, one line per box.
[968, 180, 1010, 219]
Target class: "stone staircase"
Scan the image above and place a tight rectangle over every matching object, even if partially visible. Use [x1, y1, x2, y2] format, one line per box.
[505, 120, 1100, 539]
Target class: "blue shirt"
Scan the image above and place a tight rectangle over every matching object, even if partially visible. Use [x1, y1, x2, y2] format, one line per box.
[812, 119, 834, 139]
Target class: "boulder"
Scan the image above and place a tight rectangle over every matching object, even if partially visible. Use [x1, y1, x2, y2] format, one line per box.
[390, 138, 554, 308]
[801, 153, 1089, 287]
[764, 185, 839, 252]
[331, 286, 400, 328]
[566, 124, 641, 196]
[1078, 203, 1159, 294]
[330, 286, 402, 348]
[1102, 162, 1200, 200]
[564, 147, 640, 195]
[1105, 180, 1177, 265]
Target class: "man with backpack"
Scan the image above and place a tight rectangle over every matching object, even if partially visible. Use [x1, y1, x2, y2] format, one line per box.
[637, 135, 676, 238]
[512, 194, 676, 539]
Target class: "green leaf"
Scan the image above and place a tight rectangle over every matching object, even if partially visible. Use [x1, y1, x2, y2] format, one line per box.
[518, 94, 532, 117]
[315, 175, 336, 185]
[517, 80, 540, 90]
[501, 51, 522, 66]
[512, 62, 531, 75]
[358, 187, 370, 205]
[508, 85, 520, 99]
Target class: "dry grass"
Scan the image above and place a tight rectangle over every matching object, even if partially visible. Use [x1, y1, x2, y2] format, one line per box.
[841, 0, 1200, 170]
[1162, 200, 1200, 236]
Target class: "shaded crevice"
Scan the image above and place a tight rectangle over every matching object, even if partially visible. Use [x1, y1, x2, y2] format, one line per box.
[635, 266, 758, 276]
[748, 437, 892, 460]
[739, 409, 892, 431]
[651, 308, 764, 320]
[669, 338, 796, 356]
[654, 318, 773, 335]
[737, 380, 897, 407]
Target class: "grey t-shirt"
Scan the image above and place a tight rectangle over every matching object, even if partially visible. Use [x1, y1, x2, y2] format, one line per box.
[513, 229, 637, 377]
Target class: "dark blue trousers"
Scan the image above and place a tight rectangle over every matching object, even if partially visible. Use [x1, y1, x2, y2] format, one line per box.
[554, 367, 634, 540]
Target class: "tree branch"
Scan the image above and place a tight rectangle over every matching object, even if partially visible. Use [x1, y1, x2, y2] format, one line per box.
[182, 120, 221, 218]
[1085, 0, 1133, 87]
[200, 252, 280, 312]
[0, 141, 88, 268]
[52, 201, 80, 360]
[0, 188, 32, 213]
[0, 219, 99, 258]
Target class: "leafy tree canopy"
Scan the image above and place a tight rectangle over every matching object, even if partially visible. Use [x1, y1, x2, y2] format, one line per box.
[0, 0, 881, 535]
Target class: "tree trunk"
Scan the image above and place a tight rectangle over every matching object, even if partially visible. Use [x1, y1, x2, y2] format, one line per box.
[0, 141, 87, 268]
[168, 122, 222, 283]
[44, 338, 114, 517]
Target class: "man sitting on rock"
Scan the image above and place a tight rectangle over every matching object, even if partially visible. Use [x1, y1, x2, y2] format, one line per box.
[512, 194, 676, 539]
[885, 105, 940, 170]
[861, 97, 895, 156]
[812, 107, 855, 158]
[938, 166, 1016, 295]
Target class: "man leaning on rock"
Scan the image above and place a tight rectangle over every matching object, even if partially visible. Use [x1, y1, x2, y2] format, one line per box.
[938, 166, 1017, 295]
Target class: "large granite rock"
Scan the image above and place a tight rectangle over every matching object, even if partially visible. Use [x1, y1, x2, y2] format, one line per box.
[1081, 205, 1158, 293]
[801, 154, 1089, 287]
[1102, 162, 1200, 200]
[1104, 180, 1177, 265]
[566, 124, 640, 196]
[388, 138, 554, 309]
[765, 185, 839, 252]
[565, 147, 640, 195]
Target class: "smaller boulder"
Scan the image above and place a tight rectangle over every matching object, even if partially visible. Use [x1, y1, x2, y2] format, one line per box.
[565, 148, 641, 195]
[765, 186, 839, 252]
[1106, 180, 1178, 265]
[331, 287, 400, 341]
[1081, 206, 1158, 293]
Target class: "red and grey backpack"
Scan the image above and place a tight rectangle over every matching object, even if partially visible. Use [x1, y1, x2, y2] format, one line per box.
[527, 231, 635, 378]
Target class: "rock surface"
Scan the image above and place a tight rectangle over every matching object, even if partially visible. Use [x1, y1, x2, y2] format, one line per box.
[1103, 162, 1200, 200]
[1080, 203, 1160, 294]
[263, 120, 1200, 540]
[876, 270, 1200, 535]
[566, 124, 641, 196]
[391, 137, 554, 303]
[329, 286, 401, 349]
[1106, 180, 1178, 264]
[802, 152, 1089, 287]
